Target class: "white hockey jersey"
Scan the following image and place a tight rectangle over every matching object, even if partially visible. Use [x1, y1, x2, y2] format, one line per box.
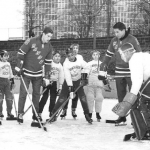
[63, 56, 89, 86]
[0, 61, 14, 79]
[129, 52, 150, 95]
[51, 61, 64, 86]
[87, 60, 103, 87]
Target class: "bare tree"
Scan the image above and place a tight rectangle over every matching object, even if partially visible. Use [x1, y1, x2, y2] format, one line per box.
[67, 0, 107, 39]
[130, 0, 150, 35]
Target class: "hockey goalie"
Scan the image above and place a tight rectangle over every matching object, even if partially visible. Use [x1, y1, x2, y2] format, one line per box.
[112, 43, 150, 141]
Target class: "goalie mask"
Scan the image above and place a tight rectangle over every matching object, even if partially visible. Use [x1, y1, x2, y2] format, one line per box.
[118, 43, 135, 62]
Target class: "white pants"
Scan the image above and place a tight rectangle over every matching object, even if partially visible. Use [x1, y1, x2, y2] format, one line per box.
[85, 86, 104, 113]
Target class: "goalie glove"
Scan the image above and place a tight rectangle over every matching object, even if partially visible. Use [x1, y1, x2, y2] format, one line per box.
[112, 92, 137, 117]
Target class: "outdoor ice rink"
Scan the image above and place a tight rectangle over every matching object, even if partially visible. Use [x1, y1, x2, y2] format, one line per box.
[0, 94, 150, 150]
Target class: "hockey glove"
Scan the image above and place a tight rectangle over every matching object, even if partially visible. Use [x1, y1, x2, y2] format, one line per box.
[42, 78, 50, 87]
[100, 63, 107, 71]
[56, 85, 62, 96]
[98, 71, 107, 80]
[15, 66, 23, 77]
[112, 92, 137, 117]
[10, 78, 15, 91]
[80, 73, 88, 86]
[68, 86, 74, 99]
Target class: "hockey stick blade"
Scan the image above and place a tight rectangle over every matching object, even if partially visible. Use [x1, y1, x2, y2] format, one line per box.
[6, 117, 17, 121]
[123, 133, 136, 141]
[106, 120, 116, 123]
[43, 84, 82, 125]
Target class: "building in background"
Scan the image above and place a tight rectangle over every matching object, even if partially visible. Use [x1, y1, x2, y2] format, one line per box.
[24, 0, 145, 39]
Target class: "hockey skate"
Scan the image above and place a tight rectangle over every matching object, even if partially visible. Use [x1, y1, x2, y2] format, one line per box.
[17, 113, 23, 124]
[0, 113, 4, 120]
[84, 114, 93, 124]
[96, 113, 101, 122]
[6, 112, 17, 121]
[60, 109, 67, 120]
[72, 108, 77, 119]
[103, 84, 112, 92]
[31, 113, 43, 127]
[106, 117, 127, 126]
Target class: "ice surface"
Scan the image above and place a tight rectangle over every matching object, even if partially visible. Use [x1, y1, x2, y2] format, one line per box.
[0, 94, 149, 150]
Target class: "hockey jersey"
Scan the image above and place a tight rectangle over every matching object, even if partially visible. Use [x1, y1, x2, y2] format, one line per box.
[51, 61, 64, 86]
[63, 56, 89, 86]
[129, 52, 150, 95]
[87, 60, 103, 87]
[17, 35, 53, 77]
[103, 34, 141, 76]
[0, 61, 13, 79]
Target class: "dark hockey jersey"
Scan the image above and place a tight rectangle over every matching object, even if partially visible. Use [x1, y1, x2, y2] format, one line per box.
[17, 35, 53, 77]
[103, 34, 141, 76]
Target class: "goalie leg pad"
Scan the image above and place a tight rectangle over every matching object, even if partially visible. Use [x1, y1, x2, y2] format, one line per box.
[130, 108, 147, 140]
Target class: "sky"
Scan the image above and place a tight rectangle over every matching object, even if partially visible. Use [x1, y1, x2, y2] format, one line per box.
[0, 0, 24, 40]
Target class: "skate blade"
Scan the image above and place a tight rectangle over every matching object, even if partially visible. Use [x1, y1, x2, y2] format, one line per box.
[115, 122, 127, 126]
[73, 117, 77, 120]
[0, 117, 3, 120]
[97, 119, 100, 122]
[6, 117, 17, 121]
[61, 117, 66, 120]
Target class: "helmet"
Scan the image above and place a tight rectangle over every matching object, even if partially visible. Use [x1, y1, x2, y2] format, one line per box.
[0, 50, 9, 58]
[120, 43, 135, 53]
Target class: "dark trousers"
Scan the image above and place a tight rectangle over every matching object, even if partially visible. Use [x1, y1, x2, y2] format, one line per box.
[18, 75, 42, 114]
[63, 93, 78, 110]
[52, 79, 89, 114]
[39, 81, 57, 113]
[115, 77, 132, 103]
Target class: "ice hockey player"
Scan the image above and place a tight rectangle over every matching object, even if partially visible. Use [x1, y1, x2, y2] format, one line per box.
[49, 47, 93, 124]
[0, 50, 16, 121]
[60, 43, 83, 119]
[100, 22, 141, 125]
[112, 42, 150, 141]
[15, 27, 53, 124]
[85, 50, 104, 122]
[39, 50, 64, 118]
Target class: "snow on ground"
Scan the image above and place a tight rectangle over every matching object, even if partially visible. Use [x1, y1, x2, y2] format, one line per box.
[0, 94, 149, 150]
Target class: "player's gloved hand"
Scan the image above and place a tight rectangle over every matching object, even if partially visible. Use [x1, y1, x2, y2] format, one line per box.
[68, 86, 74, 99]
[100, 62, 107, 71]
[15, 67, 23, 77]
[112, 92, 137, 117]
[98, 71, 107, 80]
[80, 73, 88, 86]
[42, 78, 50, 87]
[10, 78, 15, 91]
[56, 85, 62, 96]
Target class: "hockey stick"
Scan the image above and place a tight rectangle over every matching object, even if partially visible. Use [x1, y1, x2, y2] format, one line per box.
[43, 83, 82, 126]
[22, 87, 48, 117]
[107, 75, 130, 79]
[20, 75, 47, 132]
